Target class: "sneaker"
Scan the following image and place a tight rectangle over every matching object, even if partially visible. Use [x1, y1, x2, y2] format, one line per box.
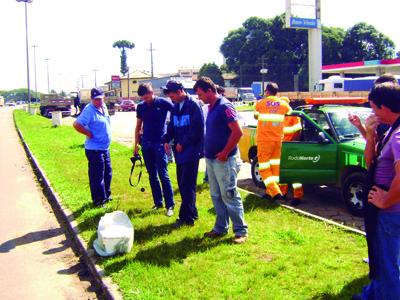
[166, 207, 174, 217]
[233, 235, 248, 244]
[203, 230, 225, 238]
[363, 257, 369, 264]
[290, 199, 301, 206]
[151, 205, 163, 210]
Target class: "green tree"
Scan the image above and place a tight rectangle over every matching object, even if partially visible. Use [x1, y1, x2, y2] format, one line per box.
[112, 40, 135, 76]
[220, 15, 307, 90]
[342, 22, 395, 61]
[220, 16, 396, 91]
[199, 63, 224, 86]
[322, 26, 345, 65]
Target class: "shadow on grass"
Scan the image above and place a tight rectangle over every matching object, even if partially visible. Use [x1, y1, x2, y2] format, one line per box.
[134, 223, 175, 244]
[205, 191, 279, 215]
[242, 193, 279, 211]
[104, 236, 231, 272]
[69, 143, 85, 150]
[125, 207, 169, 219]
[69, 203, 93, 220]
[310, 275, 369, 300]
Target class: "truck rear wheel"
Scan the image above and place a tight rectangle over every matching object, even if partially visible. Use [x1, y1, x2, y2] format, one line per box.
[251, 156, 265, 188]
[342, 172, 367, 217]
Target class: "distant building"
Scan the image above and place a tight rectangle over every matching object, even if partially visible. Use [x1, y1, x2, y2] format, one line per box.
[178, 68, 199, 80]
[105, 70, 151, 99]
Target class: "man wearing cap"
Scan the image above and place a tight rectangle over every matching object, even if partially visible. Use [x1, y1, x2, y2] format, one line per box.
[73, 88, 112, 207]
[162, 80, 204, 227]
[134, 83, 175, 216]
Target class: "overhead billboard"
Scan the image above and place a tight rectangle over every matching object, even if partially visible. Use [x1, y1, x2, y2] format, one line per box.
[285, 0, 320, 29]
[111, 75, 121, 89]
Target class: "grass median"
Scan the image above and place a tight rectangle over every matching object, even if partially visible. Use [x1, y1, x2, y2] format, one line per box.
[14, 110, 369, 299]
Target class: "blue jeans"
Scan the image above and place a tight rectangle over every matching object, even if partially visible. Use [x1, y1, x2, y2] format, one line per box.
[85, 149, 112, 204]
[362, 211, 400, 300]
[206, 156, 248, 237]
[141, 141, 174, 208]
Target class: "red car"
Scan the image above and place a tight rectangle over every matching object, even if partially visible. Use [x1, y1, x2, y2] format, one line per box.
[120, 100, 136, 112]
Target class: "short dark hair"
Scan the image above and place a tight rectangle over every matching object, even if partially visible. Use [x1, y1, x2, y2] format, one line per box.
[193, 77, 216, 93]
[368, 83, 400, 113]
[375, 73, 398, 85]
[216, 85, 225, 94]
[138, 83, 153, 96]
[266, 82, 279, 95]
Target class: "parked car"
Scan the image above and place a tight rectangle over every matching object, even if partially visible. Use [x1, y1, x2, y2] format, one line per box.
[238, 101, 372, 217]
[120, 100, 136, 112]
[6, 101, 16, 106]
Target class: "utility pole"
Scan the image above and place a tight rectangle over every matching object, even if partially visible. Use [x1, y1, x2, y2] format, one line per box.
[127, 66, 130, 99]
[45, 58, 50, 93]
[93, 69, 99, 87]
[147, 42, 155, 78]
[80, 75, 85, 89]
[32, 45, 38, 101]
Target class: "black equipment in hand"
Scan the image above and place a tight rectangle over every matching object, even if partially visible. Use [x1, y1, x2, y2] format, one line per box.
[129, 153, 144, 191]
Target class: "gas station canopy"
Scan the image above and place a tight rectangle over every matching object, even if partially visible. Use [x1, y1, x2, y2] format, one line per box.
[322, 58, 400, 75]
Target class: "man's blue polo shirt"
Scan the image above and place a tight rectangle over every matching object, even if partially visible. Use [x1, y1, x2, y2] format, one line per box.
[76, 103, 111, 150]
[205, 96, 238, 159]
[136, 96, 174, 143]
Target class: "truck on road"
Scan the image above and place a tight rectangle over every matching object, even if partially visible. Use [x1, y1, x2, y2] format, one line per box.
[40, 94, 72, 118]
[78, 88, 117, 115]
[224, 87, 256, 102]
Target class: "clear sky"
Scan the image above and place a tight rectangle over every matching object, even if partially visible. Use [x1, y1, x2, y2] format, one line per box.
[1, 0, 399, 93]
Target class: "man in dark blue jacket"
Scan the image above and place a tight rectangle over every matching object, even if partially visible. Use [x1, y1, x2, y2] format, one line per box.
[134, 83, 175, 216]
[162, 80, 204, 227]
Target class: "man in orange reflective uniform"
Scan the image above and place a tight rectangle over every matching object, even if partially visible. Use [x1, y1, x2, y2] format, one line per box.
[254, 82, 291, 201]
[280, 96, 304, 206]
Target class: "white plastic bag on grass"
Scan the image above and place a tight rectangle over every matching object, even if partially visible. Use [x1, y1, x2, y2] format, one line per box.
[93, 211, 134, 256]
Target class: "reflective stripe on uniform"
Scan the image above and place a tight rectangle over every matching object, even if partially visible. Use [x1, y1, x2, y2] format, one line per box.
[269, 159, 280, 166]
[258, 161, 271, 170]
[283, 123, 302, 134]
[292, 183, 303, 189]
[263, 176, 280, 186]
[258, 113, 285, 122]
[286, 107, 293, 115]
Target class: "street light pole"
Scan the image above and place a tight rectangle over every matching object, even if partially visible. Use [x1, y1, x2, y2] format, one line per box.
[45, 58, 50, 93]
[93, 69, 99, 87]
[17, 0, 33, 111]
[32, 44, 38, 102]
[260, 56, 268, 98]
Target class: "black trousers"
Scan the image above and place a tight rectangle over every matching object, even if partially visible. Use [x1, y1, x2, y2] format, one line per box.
[176, 160, 199, 224]
[85, 149, 112, 205]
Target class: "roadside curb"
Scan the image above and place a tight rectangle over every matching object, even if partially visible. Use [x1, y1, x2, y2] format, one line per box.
[14, 118, 122, 300]
[238, 187, 366, 236]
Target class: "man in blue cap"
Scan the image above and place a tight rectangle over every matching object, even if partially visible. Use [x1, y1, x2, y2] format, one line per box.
[73, 87, 112, 207]
[134, 83, 175, 216]
[162, 80, 204, 227]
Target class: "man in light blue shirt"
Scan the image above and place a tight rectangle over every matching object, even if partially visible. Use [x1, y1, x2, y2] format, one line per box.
[73, 87, 112, 206]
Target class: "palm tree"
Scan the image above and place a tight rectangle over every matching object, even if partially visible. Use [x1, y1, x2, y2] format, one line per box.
[112, 40, 135, 76]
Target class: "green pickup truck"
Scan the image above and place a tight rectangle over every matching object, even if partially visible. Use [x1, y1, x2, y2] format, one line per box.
[238, 104, 372, 216]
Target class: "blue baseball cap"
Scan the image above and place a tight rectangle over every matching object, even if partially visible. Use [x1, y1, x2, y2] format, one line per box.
[162, 80, 184, 94]
[91, 87, 104, 99]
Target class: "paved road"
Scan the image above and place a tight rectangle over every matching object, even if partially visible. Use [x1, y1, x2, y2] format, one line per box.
[0, 107, 99, 300]
[63, 111, 365, 231]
